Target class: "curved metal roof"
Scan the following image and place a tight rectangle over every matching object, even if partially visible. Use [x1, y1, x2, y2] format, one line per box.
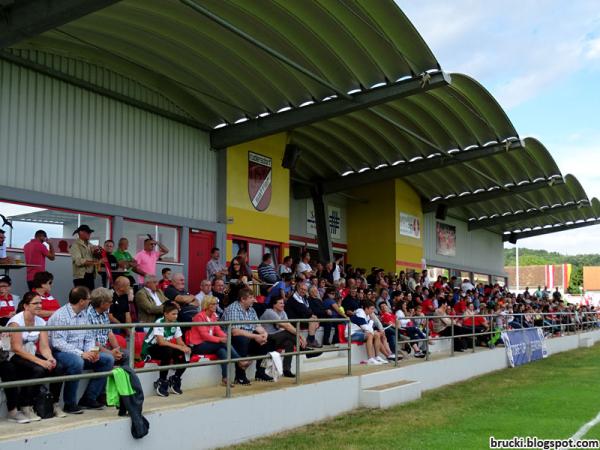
[290, 73, 519, 181]
[11, 0, 439, 128]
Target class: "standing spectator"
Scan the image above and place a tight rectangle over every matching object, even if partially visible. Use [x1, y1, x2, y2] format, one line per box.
[0, 229, 14, 264]
[86, 288, 126, 365]
[260, 297, 304, 378]
[8, 291, 66, 420]
[257, 253, 279, 285]
[109, 276, 132, 335]
[285, 283, 321, 348]
[222, 288, 272, 384]
[134, 237, 169, 284]
[49, 286, 114, 413]
[142, 301, 190, 397]
[206, 247, 227, 281]
[98, 240, 119, 288]
[135, 275, 168, 325]
[189, 296, 244, 386]
[158, 267, 172, 291]
[277, 256, 293, 276]
[164, 272, 199, 322]
[0, 275, 16, 324]
[232, 249, 253, 279]
[23, 230, 55, 290]
[113, 238, 138, 286]
[227, 257, 250, 303]
[31, 271, 60, 321]
[69, 225, 98, 291]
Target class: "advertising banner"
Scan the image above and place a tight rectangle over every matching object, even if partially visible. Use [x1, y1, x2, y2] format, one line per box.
[436, 222, 456, 256]
[399, 212, 421, 239]
[501, 328, 548, 367]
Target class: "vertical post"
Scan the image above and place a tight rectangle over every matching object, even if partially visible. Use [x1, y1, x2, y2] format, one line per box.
[310, 185, 333, 263]
[425, 321, 430, 361]
[515, 244, 520, 293]
[295, 321, 300, 385]
[128, 324, 135, 367]
[450, 319, 454, 357]
[394, 324, 399, 367]
[226, 324, 232, 398]
[472, 318, 476, 353]
[347, 319, 352, 375]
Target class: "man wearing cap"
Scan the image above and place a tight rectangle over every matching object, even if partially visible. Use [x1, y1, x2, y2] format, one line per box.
[70, 225, 98, 291]
[0, 229, 14, 264]
[134, 237, 169, 284]
[23, 230, 55, 290]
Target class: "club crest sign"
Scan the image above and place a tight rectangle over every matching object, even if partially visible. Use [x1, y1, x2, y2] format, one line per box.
[248, 151, 272, 211]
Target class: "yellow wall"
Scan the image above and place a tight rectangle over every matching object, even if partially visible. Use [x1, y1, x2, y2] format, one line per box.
[347, 179, 423, 273]
[226, 133, 289, 260]
[394, 179, 424, 271]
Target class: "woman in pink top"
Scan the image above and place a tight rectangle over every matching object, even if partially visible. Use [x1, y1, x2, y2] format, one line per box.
[189, 297, 246, 386]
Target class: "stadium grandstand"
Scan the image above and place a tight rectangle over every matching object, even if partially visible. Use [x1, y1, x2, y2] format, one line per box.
[1, 1, 600, 449]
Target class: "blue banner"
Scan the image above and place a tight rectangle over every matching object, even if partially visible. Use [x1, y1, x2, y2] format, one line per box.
[501, 328, 548, 367]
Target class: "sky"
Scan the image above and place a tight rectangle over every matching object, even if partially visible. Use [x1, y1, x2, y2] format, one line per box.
[398, 0, 600, 255]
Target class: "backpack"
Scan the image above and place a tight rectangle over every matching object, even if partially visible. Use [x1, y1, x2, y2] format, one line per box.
[33, 386, 55, 419]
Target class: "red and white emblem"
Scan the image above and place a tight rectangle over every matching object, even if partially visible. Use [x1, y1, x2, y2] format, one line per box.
[248, 151, 272, 211]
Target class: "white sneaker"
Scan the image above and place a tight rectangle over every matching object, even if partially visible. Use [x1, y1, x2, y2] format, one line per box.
[21, 406, 41, 422]
[367, 357, 383, 365]
[376, 356, 389, 364]
[53, 404, 67, 418]
[7, 410, 30, 424]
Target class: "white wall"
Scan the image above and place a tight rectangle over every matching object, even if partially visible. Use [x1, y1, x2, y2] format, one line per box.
[289, 194, 347, 244]
[0, 57, 217, 222]
[423, 212, 505, 277]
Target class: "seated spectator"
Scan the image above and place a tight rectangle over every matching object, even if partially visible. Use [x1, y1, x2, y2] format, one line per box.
[463, 302, 490, 347]
[341, 286, 361, 316]
[109, 276, 132, 335]
[261, 297, 304, 378]
[164, 272, 199, 322]
[222, 288, 272, 384]
[49, 286, 114, 413]
[0, 275, 16, 324]
[87, 288, 127, 365]
[8, 292, 66, 420]
[194, 279, 220, 315]
[322, 287, 346, 345]
[266, 272, 293, 305]
[432, 303, 468, 352]
[158, 267, 172, 291]
[376, 289, 392, 313]
[348, 301, 391, 365]
[394, 302, 426, 357]
[212, 278, 226, 309]
[257, 253, 279, 285]
[135, 275, 168, 325]
[0, 357, 24, 423]
[296, 251, 313, 277]
[142, 301, 190, 397]
[308, 286, 333, 345]
[285, 282, 321, 348]
[188, 297, 244, 386]
[31, 271, 60, 321]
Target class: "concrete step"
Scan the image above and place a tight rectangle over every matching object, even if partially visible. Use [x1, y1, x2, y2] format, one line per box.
[360, 380, 422, 409]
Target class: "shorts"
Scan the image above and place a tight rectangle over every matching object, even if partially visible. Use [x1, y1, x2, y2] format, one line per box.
[351, 331, 367, 342]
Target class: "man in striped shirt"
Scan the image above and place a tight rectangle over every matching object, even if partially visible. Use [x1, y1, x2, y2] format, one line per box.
[49, 286, 114, 414]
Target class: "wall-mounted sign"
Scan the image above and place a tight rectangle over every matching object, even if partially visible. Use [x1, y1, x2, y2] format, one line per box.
[436, 222, 456, 256]
[307, 200, 342, 239]
[248, 151, 272, 211]
[399, 212, 421, 239]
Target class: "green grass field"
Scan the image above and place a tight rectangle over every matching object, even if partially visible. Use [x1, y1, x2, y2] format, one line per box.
[229, 344, 600, 449]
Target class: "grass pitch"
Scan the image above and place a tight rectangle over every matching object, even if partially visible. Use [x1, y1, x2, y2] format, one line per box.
[230, 344, 600, 449]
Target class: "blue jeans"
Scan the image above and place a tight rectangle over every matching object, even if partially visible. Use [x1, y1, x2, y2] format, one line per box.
[53, 350, 114, 406]
[191, 342, 240, 379]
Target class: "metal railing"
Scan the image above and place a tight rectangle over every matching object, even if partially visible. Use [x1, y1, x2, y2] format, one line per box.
[0, 317, 351, 398]
[0, 311, 598, 399]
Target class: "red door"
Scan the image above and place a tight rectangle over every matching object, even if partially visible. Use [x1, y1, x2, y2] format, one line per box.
[188, 229, 214, 295]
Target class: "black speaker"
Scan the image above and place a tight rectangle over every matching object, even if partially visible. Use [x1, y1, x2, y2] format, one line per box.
[508, 233, 518, 245]
[282, 144, 301, 170]
[435, 204, 448, 221]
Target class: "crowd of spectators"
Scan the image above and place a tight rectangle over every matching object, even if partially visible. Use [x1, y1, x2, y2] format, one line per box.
[1, 226, 598, 424]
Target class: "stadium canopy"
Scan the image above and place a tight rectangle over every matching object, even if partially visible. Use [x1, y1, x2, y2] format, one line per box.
[0, 0, 597, 241]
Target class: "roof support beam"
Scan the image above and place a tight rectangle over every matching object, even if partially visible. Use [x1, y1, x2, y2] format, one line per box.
[0, 0, 120, 48]
[468, 203, 583, 231]
[311, 185, 333, 264]
[293, 139, 520, 199]
[422, 177, 564, 213]
[503, 219, 600, 242]
[211, 71, 451, 149]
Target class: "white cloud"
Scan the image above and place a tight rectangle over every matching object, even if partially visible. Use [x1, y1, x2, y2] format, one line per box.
[506, 224, 600, 254]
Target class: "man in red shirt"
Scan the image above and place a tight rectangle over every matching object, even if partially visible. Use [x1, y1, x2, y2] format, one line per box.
[23, 230, 55, 290]
[0, 275, 16, 324]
